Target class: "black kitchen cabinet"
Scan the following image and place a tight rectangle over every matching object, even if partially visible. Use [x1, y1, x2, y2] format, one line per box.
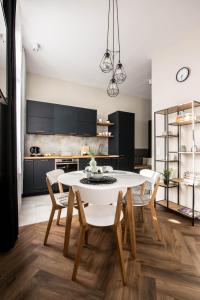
[34, 159, 55, 191]
[23, 160, 34, 194]
[27, 100, 54, 134]
[77, 107, 97, 136]
[27, 116, 54, 134]
[79, 158, 90, 170]
[23, 159, 55, 196]
[108, 111, 135, 171]
[54, 104, 78, 134]
[78, 157, 118, 171]
[27, 100, 54, 118]
[27, 100, 97, 136]
[96, 158, 118, 169]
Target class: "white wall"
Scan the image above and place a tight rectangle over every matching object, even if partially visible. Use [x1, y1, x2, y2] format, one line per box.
[152, 27, 200, 211]
[26, 73, 151, 149]
[152, 28, 200, 112]
[0, 67, 6, 96]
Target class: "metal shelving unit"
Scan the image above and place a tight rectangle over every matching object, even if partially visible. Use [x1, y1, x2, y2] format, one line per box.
[154, 101, 200, 225]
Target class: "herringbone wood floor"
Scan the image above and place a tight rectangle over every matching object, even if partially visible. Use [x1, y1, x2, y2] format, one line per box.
[1, 206, 200, 300]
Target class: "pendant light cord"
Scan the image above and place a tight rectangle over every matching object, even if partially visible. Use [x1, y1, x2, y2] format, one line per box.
[106, 0, 111, 51]
[112, 0, 115, 77]
[116, 0, 121, 62]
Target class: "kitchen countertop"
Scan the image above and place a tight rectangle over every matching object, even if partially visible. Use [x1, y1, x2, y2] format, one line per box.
[24, 155, 119, 160]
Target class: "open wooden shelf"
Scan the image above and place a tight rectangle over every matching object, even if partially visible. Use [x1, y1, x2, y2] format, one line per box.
[159, 182, 178, 188]
[157, 200, 200, 219]
[155, 100, 200, 225]
[97, 122, 114, 126]
[156, 135, 178, 138]
[96, 135, 114, 138]
[168, 120, 200, 126]
[156, 101, 200, 115]
[169, 151, 200, 154]
[171, 178, 200, 186]
[178, 152, 200, 154]
[156, 159, 179, 162]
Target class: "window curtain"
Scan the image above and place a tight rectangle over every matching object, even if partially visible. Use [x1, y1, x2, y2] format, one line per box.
[15, 2, 26, 211]
[0, 0, 18, 251]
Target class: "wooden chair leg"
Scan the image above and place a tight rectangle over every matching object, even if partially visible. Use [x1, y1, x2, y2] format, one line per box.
[63, 188, 75, 257]
[126, 188, 137, 258]
[150, 204, 162, 241]
[123, 204, 129, 246]
[140, 206, 145, 223]
[84, 229, 89, 245]
[56, 209, 62, 225]
[72, 226, 86, 281]
[44, 207, 56, 245]
[115, 224, 126, 285]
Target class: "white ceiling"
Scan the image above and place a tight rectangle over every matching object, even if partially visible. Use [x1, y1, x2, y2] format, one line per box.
[20, 0, 200, 99]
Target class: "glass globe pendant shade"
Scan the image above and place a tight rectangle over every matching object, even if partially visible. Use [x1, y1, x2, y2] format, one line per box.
[99, 51, 113, 73]
[114, 62, 127, 84]
[107, 77, 119, 97]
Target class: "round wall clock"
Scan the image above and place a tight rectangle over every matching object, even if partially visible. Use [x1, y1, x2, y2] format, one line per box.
[176, 67, 190, 82]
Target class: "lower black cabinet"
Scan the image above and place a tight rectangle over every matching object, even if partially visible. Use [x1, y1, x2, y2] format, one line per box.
[23, 160, 34, 194]
[23, 159, 55, 196]
[34, 160, 55, 192]
[79, 158, 90, 170]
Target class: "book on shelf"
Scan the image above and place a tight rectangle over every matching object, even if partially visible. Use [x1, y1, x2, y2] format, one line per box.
[177, 207, 200, 218]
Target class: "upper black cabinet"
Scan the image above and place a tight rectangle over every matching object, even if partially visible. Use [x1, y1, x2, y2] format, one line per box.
[27, 100, 54, 134]
[77, 107, 97, 136]
[26, 100, 97, 136]
[27, 100, 54, 118]
[54, 104, 78, 134]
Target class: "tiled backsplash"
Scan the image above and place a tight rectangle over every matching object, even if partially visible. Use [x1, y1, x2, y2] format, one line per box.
[24, 134, 108, 156]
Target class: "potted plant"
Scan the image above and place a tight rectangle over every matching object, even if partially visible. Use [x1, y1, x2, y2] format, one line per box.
[163, 168, 173, 185]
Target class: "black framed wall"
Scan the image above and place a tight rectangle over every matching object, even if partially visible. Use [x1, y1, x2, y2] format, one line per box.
[0, 0, 18, 251]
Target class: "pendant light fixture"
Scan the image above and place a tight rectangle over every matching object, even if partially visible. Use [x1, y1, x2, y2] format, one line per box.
[99, 0, 113, 73]
[100, 0, 126, 97]
[107, 77, 119, 97]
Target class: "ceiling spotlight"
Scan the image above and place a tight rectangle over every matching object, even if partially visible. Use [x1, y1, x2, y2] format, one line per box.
[32, 43, 41, 52]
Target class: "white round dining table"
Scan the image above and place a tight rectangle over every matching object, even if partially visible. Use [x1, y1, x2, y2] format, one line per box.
[58, 170, 146, 189]
[58, 170, 147, 258]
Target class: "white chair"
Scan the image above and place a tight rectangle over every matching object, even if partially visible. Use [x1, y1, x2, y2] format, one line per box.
[131, 169, 162, 240]
[72, 185, 127, 285]
[44, 169, 68, 245]
[102, 165, 113, 173]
